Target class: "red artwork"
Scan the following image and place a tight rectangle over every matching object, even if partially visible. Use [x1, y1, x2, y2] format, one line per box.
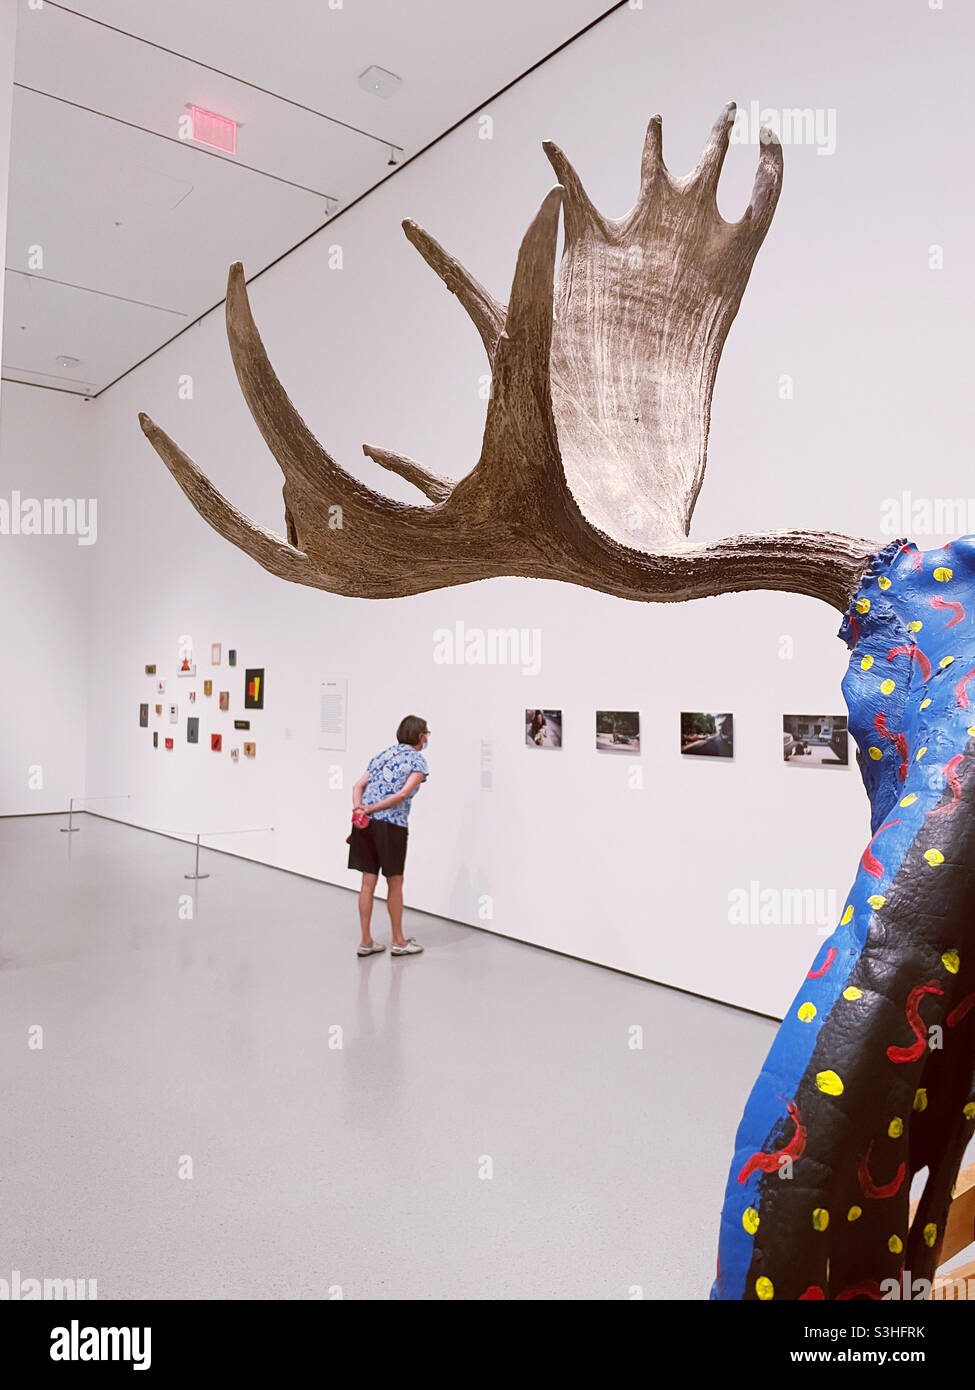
[211, 733, 222, 751]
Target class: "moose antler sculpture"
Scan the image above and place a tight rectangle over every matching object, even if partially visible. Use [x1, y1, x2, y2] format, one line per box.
[140, 105, 975, 1302]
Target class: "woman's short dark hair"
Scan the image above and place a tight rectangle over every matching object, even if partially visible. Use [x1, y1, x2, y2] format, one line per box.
[397, 715, 428, 746]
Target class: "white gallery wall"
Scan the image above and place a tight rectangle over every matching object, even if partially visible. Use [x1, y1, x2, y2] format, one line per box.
[11, 0, 974, 1017]
[0, 381, 93, 811]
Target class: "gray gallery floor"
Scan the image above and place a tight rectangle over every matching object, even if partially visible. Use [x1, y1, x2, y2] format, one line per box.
[0, 813, 778, 1301]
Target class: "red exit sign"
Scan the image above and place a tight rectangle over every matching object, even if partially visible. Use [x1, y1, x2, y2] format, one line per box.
[189, 106, 237, 154]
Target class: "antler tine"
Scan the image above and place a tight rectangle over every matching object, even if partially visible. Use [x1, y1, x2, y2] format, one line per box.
[401, 220, 505, 362]
[739, 126, 784, 237]
[686, 100, 737, 200]
[361, 443, 454, 503]
[138, 413, 315, 585]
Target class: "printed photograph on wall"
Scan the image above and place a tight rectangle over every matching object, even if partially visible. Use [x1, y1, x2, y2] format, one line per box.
[211, 643, 221, 665]
[211, 733, 222, 752]
[228, 649, 237, 667]
[178, 656, 196, 677]
[139, 703, 148, 728]
[681, 711, 734, 758]
[234, 719, 250, 730]
[168, 703, 178, 723]
[244, 668, 264, 710]
[525, 708, 562, 748]
[243, 742, 256, 758]
[203, 680, 213, 697]
[219, 691, 229, 711]
[145, 664, 156, 676]
[152, 731, 158, 748]
[596, 710, 640, 754]
[187, 717, 199, 744]
[783, 714, 849, 767]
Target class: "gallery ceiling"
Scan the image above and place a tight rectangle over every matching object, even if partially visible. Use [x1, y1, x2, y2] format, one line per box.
[3, 0, 616, 397]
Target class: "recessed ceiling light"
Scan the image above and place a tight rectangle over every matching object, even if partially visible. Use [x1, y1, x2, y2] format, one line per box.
[358, 65, 401, 99]
[56, 355, 81, 369]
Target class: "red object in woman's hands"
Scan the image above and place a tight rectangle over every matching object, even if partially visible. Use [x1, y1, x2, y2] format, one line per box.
[352, 808, 370, 828]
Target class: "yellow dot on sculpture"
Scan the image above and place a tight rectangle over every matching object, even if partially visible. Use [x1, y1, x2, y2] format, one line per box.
[914, 1088, 928, 1111]
[921, 698, 932, 709]
[868, 746, 883, 760]
[888, 1117, 903, 1138]
[878, 576, 892, 590]
[924, 1224, 938, 1248]
[798, 1002, 817, 1022]
[940, 656, 955, 669]
[848, 1205, 862, 1222]
[916, 747, 928, 760]
[843, 986, 863, 1000]
[908, 620, 923, 633]
[743, 1207, 760, 1234]
[816, 1070, 844, 1096]
[880, 678, 896, 694]
[755, 1276, 774, 1301]
[900, 793, 918, 806]
[841, 905, 854, 925]
[856, 598, 871, 614]
[942, 949, 960, 975]
[812, 1208, 829, 1231]
[860, 655, 874, 670]
[889, 1235, 904, 1254]
[969, 726, 975, 737]
[934, 567, 953, 582]
[964, 1102, 975, 1120]
[924, 848, 945, 866]
[867, 895, 886, 910]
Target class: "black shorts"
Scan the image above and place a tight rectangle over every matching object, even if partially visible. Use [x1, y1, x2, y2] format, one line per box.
[348, 819, 408, 877]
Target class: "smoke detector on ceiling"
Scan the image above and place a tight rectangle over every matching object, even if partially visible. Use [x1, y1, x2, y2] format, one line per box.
[358, 65, 401, 99]
[56, 355, 81, 369]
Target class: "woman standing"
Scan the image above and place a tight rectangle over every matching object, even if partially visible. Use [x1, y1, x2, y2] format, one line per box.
[349, 715, 429, 957]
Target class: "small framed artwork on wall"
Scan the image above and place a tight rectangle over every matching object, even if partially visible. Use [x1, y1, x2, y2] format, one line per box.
[244, 668, 264, 710]
[178, 656, 196, 677]
[154, 704, 162, 716]
[243, 742, 256, 758]
[156, 679, 166, 695]
[211, 733, 222, 752]
[139, 704, 149, 727]
[228, 649, 237, 667]
[230, 747, 240, 762]
[203, 680, 213, 697]
[187, 717, 199, 744]
[165, 737, 174, 750]
[168, 703, 179, 723]
[145, 664, 156, 675]
[219, 691, 229, 711]
[211, 643, 222, 665]
[153, 731, 158, 748]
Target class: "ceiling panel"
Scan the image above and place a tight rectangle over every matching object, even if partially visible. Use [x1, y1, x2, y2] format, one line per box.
[3, 0, 613, 395]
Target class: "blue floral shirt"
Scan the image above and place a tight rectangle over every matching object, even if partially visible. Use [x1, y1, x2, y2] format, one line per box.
[364, 744, 428, 827]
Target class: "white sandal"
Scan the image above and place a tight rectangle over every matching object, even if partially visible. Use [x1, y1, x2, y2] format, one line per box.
[357, 941, 386, 957]
[391, 938, 424, 955]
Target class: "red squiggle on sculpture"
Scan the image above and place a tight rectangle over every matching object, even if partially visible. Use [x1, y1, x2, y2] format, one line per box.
[927, 754, 965, 818]
[799, 1285, 825, 1299]
[858, 1141, 906, 1200]
[947, 993, 975, 1028]
[901, 544, 923, 572]
[861, 820, 901, 880]
[836, 1280, 884, 1300]
[931, 595, 965, 629]
[874, 712, 910, 781]
[886, 981, 943, 1063]
[955, 667, 975, 709]
[887, 644, 932, 681]
[737, 1102, 806, 1184]
[807, 948, 837, 980]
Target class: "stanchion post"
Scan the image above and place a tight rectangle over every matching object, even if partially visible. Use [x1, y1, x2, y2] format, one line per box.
[184, 833, 210, 881]
[60, 797, 79, 833]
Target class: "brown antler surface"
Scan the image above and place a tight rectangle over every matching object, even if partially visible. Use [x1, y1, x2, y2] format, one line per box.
[139, 106, 877, 610]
